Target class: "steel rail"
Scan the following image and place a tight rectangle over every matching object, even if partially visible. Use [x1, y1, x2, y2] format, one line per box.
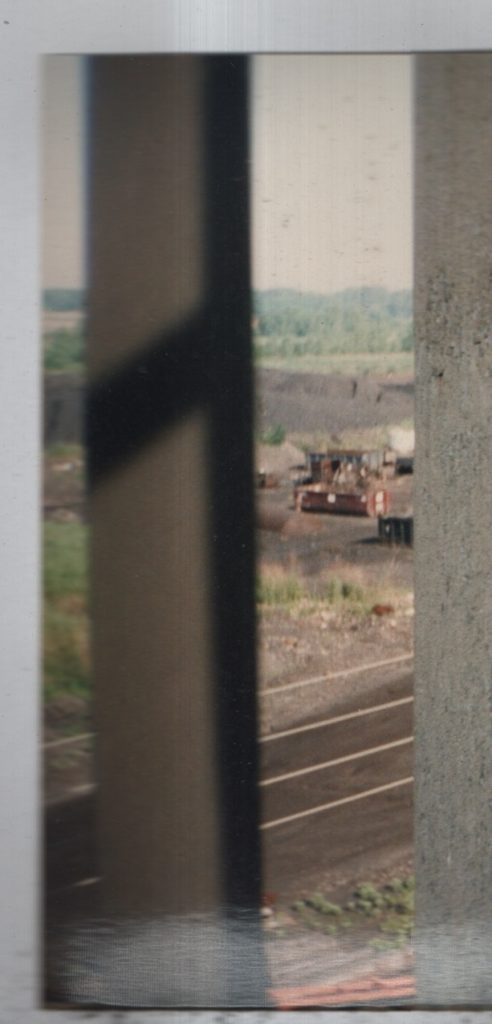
[42, 694, 414, 751]
[260, 694, 413, 744]
[42, 656, 414, 750]
[260, 776, 414, 831]
[260, 652, 413, 697]
[260, 735, 413, 786]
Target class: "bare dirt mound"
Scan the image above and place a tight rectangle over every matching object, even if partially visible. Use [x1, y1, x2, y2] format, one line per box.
[256, 368, 414, 435]
[257, 440, 306, 476]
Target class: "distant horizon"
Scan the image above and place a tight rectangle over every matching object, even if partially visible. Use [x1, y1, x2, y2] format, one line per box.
[43, 282, 413, 300]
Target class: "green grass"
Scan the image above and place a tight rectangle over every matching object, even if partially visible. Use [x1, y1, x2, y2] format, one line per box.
[255, 350, 414, 377]
[43, 522, 90, 702]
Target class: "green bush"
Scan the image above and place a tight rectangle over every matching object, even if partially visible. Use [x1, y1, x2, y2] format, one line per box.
[291, 876, 415, 944]
[306, 894, 342, 916]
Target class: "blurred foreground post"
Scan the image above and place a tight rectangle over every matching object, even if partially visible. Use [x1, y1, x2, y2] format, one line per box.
[87, 56, 265, 1006]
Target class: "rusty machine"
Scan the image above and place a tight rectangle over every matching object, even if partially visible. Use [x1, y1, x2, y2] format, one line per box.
[294, 448, 393, 517]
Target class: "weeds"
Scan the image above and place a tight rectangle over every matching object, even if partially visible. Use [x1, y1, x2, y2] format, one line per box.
[291, 876, 415, 949]
[323, 578, 367, 608]
[306, 894, 343, 916]
[257, 565, 404, 617]
[256, 572, 305, 606]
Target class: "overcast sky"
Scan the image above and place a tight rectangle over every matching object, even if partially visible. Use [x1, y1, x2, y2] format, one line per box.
[42, 57, 85, 290]
[42, 55, 412, 293]
[252, 55, 412, 293]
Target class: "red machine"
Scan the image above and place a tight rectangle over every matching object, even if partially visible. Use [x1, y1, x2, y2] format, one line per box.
[294, 449, 391, 518]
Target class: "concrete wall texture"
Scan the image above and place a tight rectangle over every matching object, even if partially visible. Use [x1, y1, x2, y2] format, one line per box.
[414, 53, 492, 1002]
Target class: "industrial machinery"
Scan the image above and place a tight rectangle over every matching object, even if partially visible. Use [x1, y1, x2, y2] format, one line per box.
[294, 449, 391, 517]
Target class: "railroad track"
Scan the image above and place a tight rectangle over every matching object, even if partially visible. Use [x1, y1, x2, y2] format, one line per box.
[260, 690, 413, 831]
[43, 652, 413, 752]
[44, 653, 414, 891]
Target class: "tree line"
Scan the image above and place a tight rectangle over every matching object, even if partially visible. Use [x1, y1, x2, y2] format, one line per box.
[42, 286, 413, 373]
[253, 287, 413, 356]
[43, 289, 86, 312]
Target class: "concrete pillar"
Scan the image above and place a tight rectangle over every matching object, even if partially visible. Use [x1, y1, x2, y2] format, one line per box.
[414, 54, 492, 1003]
[85, 57, 265, 1006]
[88, 54, 221, 918]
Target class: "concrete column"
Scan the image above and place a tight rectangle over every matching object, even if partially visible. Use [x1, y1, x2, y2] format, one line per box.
[84, 57, 265, 1006]
[414, 54, 492, 1002]
[88, 55, 221, 918]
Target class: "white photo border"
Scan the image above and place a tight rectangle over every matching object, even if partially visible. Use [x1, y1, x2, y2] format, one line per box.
[2, 1, 492, 1021]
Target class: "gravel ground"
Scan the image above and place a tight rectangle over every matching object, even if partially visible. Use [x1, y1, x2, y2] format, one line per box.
[257, 367, 414, 435]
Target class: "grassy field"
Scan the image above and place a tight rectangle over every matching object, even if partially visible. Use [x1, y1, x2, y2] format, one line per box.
[43, 521, 90, 703]
[255, 351, 414, 378]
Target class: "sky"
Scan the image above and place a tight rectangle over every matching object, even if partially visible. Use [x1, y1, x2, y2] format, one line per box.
[252, 55, 412, 293]
[42, 55, 412, 294]
[42, 57, 85, 290]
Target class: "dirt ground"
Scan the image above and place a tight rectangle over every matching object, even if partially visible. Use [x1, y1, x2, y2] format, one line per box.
[257, 475, 413, 669]
[257, 366, 414, 436]
[255, 475, 415, 966]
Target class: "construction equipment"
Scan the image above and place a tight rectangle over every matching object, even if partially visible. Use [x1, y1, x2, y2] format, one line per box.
[294, 449, 391, 518]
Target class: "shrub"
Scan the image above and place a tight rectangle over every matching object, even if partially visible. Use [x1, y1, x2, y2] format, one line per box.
[306, 894, 342, 916]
